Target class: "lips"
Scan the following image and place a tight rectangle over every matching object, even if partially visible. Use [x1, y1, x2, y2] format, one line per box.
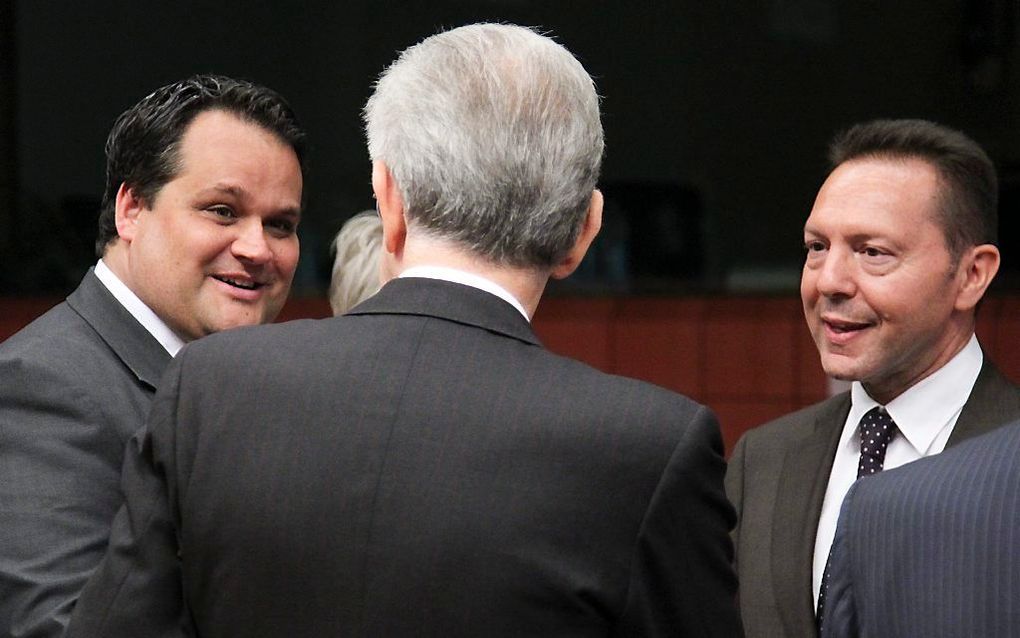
[820, 314, 874, 345]
[824, 318, 870, 333]
[212, 275, 265, 291]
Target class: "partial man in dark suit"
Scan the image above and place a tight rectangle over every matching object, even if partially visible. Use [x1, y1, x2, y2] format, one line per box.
[66, 23, 742, 637]
[725, 119, 1020, 637]
[0, 75, 305, 637]
[822, 419, 1020, 638]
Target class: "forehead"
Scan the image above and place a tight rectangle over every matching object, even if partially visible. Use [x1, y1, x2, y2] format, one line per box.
[170, 110, 302, 200]
[177, 110, 290, 163]
[805, 157, 943, 236]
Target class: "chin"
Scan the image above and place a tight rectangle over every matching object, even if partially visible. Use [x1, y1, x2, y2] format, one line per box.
[819, 358, 858, 382]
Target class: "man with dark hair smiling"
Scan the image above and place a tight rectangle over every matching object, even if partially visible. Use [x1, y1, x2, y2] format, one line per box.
[726, 118, 1020, 637]
[0, 74, 305, 637]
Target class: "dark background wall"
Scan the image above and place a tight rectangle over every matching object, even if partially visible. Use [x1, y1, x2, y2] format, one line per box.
[3, 0, 1019, 294]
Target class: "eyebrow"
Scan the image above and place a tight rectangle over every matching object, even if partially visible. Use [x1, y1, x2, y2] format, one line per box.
[196, 183, 249, 202]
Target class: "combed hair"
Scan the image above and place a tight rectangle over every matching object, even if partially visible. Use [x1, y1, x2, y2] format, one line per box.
[828, 118, 997, 258]
[96, 74, 306, 257]
[363, 23, 604, 269]
[329, 211, 383, 315]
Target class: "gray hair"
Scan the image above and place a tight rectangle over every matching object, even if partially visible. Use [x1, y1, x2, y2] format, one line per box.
[329, 211, 383, 315]
[364, 23, 604, 269]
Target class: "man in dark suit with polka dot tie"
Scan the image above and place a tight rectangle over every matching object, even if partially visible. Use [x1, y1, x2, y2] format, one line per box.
[725, 119, 1020, 638]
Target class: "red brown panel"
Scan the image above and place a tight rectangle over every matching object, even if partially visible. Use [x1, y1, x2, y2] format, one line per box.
[532, 298, 616, 371]
[612, 297, 706, 399]
[702, 297, 802, 401]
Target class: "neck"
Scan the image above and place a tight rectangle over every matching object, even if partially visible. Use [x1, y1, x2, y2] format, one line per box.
[100, 241, 132, 288]
[394, 236, 548, 318]
[861, 319, 976, 404]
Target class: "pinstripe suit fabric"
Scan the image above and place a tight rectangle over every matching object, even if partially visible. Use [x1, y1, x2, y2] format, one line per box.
[823, 420, 1020, 638]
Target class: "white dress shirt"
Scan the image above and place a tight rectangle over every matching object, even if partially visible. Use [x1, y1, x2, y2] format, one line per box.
[811, 334, 983, 605]
[398, 265, 530, 321]
[93, 260, 185, 356]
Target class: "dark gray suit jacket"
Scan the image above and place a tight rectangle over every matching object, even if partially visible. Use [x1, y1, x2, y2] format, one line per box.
[67, 277, 743, 637]
[822, 418, 1020, 638]
[725, 361, 1020, 638]
[0, 270, 171, 638]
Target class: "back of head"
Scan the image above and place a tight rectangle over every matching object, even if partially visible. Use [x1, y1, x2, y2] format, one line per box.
[828, 118, 997, 260]
[96, 74, 307, 257]
[363, 23, 604, 270]
[329, 211, 384, 315]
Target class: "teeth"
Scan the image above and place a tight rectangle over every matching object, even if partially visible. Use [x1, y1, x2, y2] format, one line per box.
[216, 276, 258, 290]
[829, 322, 865, 333]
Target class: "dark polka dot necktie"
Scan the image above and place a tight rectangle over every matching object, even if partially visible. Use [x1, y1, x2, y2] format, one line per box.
[857, 407, 897, 477]
[816, 406, 898, 630]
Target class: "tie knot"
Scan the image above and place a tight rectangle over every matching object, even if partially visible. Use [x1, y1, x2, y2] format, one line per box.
[858, 406, 896, 477]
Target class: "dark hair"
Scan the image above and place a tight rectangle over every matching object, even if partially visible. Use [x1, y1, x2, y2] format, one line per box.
[828, 118, 997, 259]
[96, 74, 306, 256]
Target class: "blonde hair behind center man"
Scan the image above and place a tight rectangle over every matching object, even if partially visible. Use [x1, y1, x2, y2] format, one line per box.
[328, 210, 384, 315]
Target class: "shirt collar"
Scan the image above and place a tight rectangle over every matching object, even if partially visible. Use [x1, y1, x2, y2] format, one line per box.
[847, 334, 983, 455]
[398, 266, 530, 321]
[94, 259, 186, 356]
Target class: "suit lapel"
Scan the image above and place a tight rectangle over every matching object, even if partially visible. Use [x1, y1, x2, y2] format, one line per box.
[349, 277, 541, 347]
[948, 359, 1020, 445]
[66, 269, 172, 390]
[771, 394, 850, 636]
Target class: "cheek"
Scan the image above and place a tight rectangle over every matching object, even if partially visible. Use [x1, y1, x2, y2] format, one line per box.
[862, 276, 927, 323]
[800, 273, 818, 306]
[273, 241, 300, 279]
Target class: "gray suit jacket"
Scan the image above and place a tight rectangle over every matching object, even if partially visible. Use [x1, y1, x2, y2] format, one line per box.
[725, 361, 1020, 638]
[822, 418, 1020, 638]
[67, 277, 743, 637]
[0, 270, 171, 638]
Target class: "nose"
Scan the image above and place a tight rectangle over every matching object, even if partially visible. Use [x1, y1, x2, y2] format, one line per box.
[231, 219, 273, 265]
[813, 248, 856, 299]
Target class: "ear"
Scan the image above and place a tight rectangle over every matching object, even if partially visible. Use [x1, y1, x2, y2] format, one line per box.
[551, 189, 603, 280]
[371, 161, 407, 258]
[954, 243, 1000, 311]
[114, 183, 146, 243]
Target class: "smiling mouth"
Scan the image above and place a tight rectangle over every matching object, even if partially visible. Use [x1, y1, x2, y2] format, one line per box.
[212, 275, 264, 291]
[823, 317, 873, 335]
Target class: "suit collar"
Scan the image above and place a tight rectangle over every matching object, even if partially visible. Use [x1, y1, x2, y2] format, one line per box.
[771, 392, 851, 636]
[66, 269, 172, 390]
[948, 358, 1020, 444]
[349, 277, 541, 347]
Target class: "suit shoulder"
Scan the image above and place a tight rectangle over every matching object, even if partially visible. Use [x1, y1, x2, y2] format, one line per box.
[736, 392, 849, 450]
[180, 317, 329, 361]
[537, 348, 712, 423]
[0, 301, 114, 375]
[866, 420, 1020, 498]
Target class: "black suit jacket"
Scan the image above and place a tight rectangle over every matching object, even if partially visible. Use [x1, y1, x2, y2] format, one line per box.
[0, 270, 171, 638]
[725, 361, 1020, 638]
[67, 278, 743, 637]
[822, 419, 1020, 638]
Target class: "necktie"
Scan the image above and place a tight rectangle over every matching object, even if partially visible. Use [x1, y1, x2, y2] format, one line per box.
[816, 406, 897, 629]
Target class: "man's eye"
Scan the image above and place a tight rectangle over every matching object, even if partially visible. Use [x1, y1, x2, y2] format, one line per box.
[862, 246, 885, 257]
[267, 219, 296, 235]
[804, 241, 826, 253]
[209, 206, 235, 219]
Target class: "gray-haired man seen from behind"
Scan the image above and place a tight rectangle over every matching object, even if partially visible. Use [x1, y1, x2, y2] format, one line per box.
[0, 75, 305, 638]
[66, 24, 742, 637]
